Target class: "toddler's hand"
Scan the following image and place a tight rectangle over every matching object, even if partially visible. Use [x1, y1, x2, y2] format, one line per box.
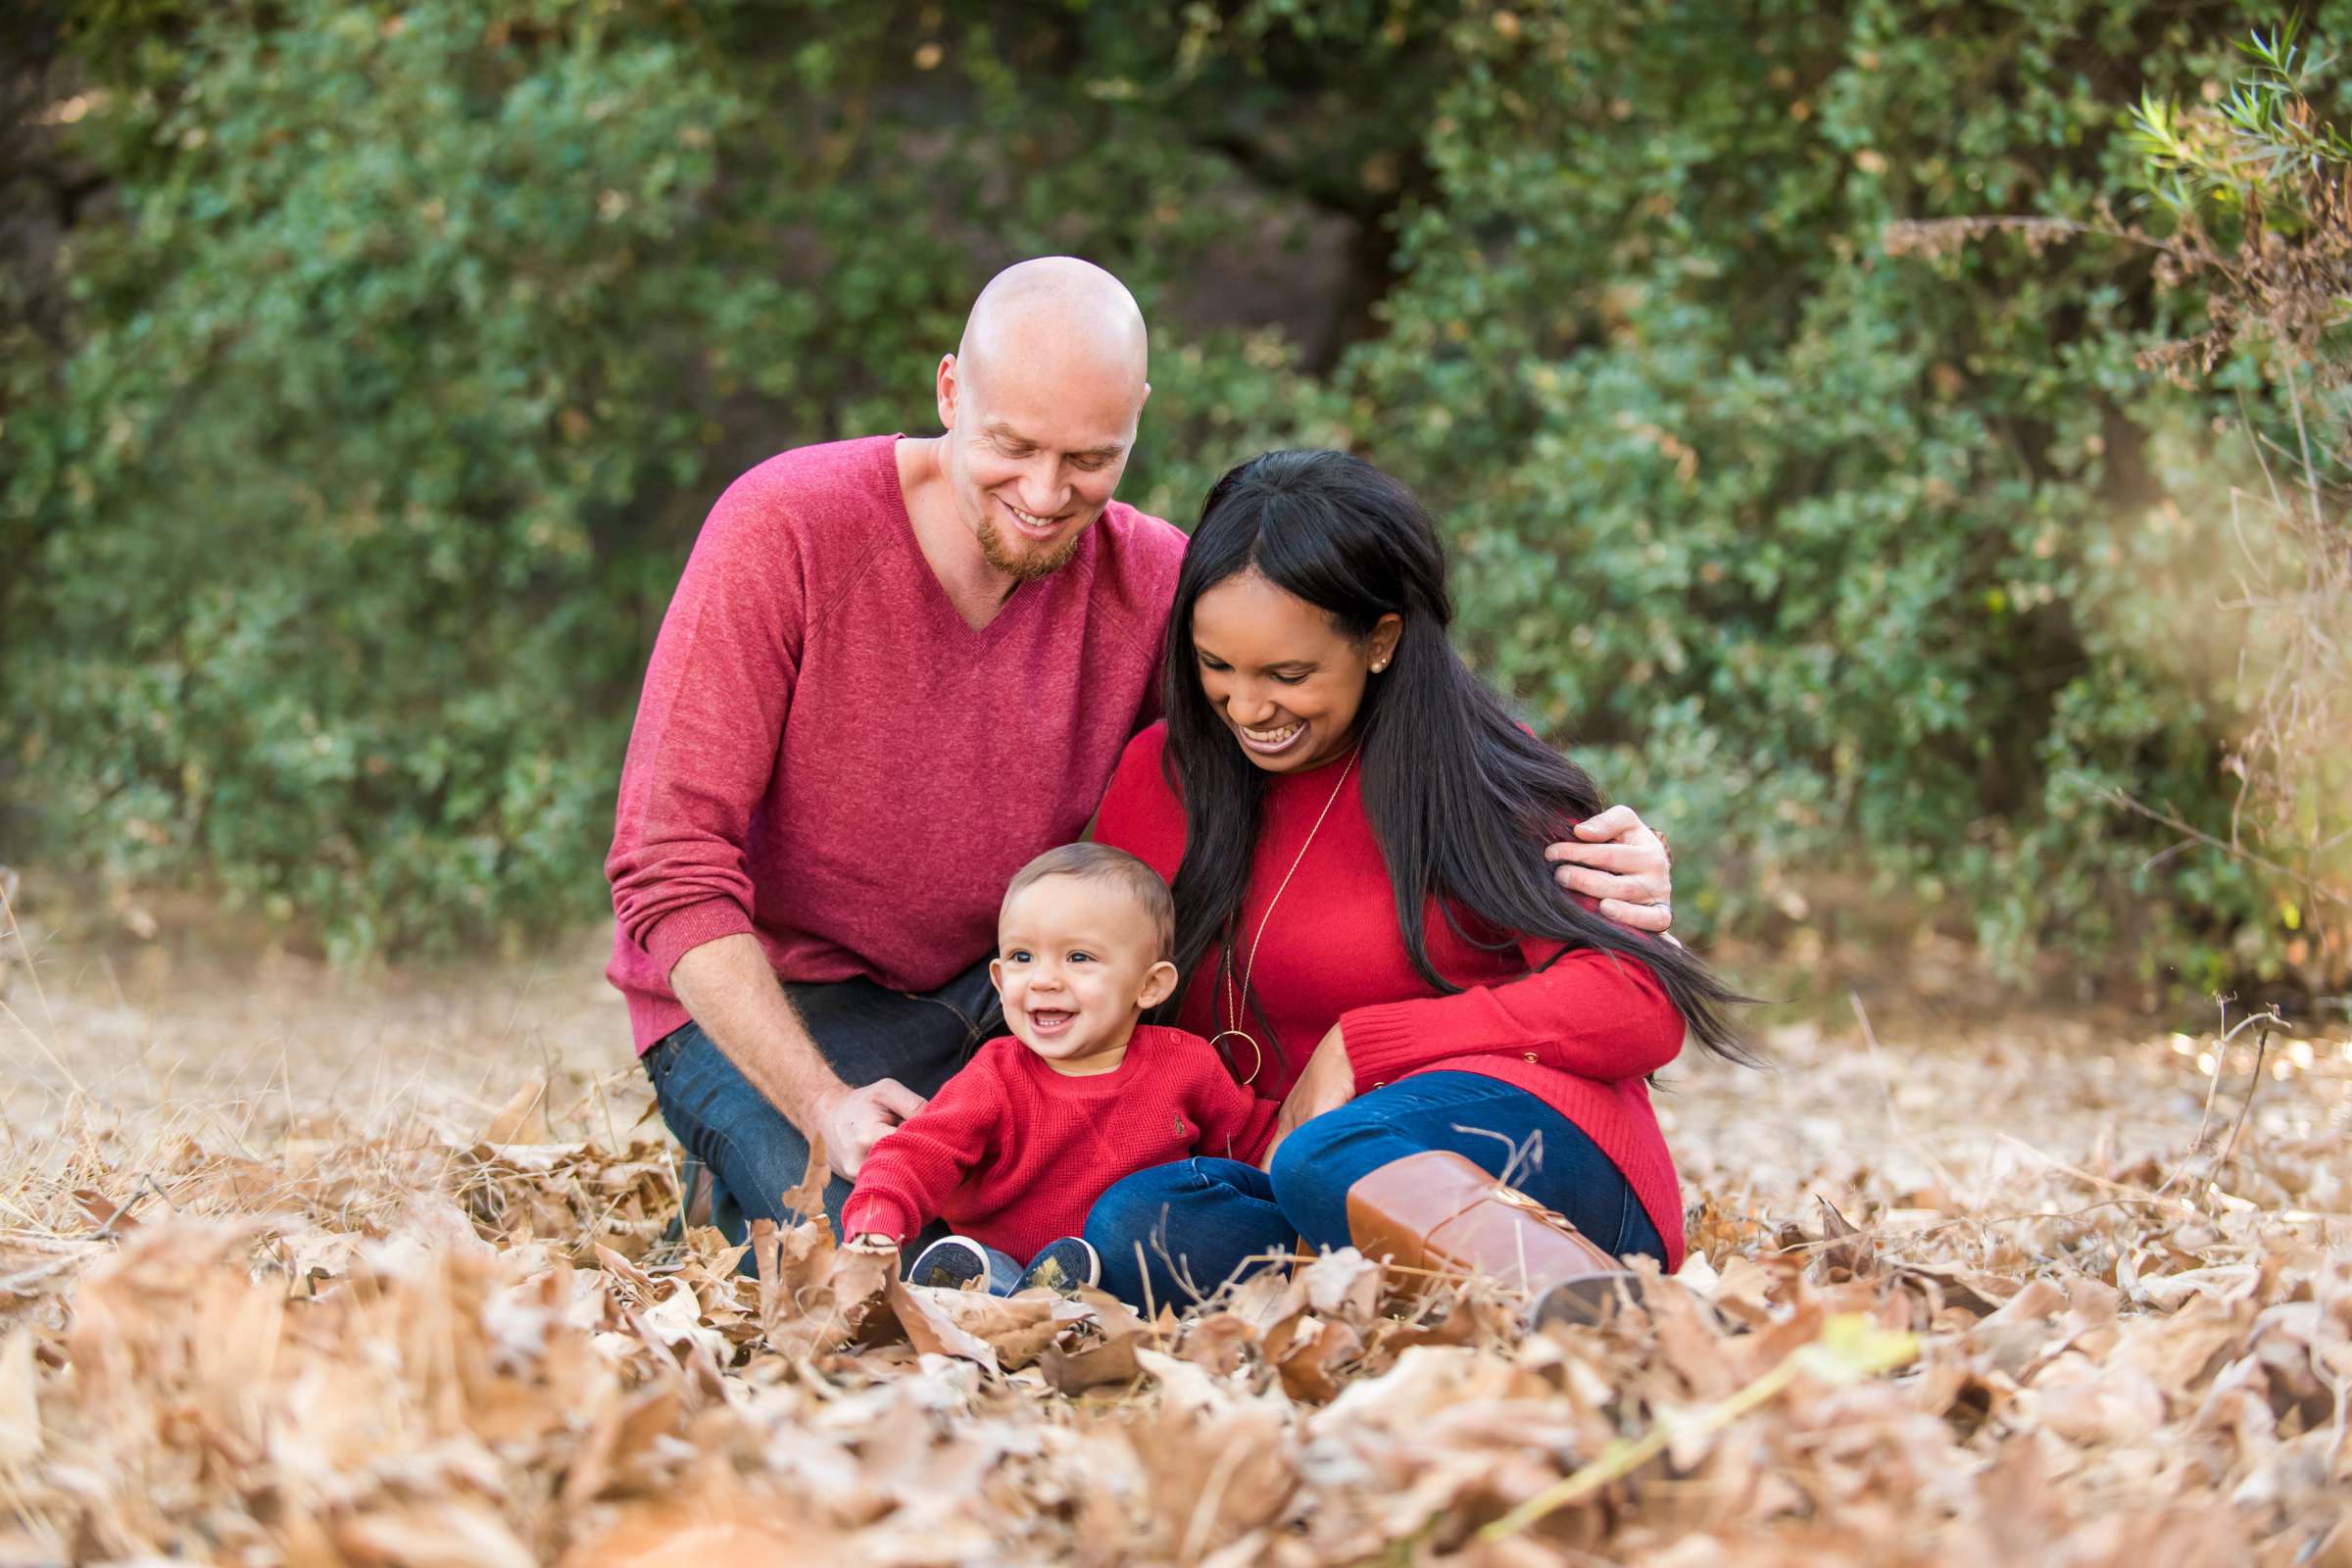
[845, 1233, 900, 1255]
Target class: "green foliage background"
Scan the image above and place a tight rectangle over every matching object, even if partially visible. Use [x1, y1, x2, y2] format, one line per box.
[2, 0, 2338, 987]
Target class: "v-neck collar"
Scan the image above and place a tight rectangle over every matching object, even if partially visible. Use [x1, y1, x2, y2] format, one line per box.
[887, 435, 1073, 644]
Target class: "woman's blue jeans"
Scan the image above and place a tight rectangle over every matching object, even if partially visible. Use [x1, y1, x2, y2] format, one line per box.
[1083, 1071, 1665, 1310]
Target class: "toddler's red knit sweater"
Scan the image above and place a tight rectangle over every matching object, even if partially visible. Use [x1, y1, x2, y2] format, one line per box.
[842, 1026, 1277, 1261]
[1094, 723, 1691, 1269]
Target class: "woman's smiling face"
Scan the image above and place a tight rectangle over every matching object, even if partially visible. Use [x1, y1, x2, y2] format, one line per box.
[1190, 568, 1401, 775]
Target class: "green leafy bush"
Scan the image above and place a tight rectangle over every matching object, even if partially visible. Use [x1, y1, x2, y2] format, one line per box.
[0, 0, 1324, 956]
[1323, 0, 2321, 992]
[2, 0, 2337, 991]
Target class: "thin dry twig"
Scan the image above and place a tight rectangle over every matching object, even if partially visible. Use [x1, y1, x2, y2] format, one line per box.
[2107, 788, 2348, 908]
[2156, 1005, 2290, 1199]
[2215, 1019, 2275, 1181]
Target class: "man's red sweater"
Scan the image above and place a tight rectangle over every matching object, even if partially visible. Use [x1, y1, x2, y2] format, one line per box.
[1093, 724, 1691, 1269]
[841, 1026, 1278, 1261]
[604, 436, 1186, 1052]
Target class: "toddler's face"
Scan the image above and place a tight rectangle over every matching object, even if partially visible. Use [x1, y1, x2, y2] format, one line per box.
[990, 874, 1178, 1069]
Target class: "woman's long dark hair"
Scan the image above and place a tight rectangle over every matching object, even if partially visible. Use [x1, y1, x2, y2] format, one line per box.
[1160, 449, 1753, 1068]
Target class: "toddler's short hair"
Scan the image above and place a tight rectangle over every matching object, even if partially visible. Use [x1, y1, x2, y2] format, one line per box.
[1001, 843, 1175, 960]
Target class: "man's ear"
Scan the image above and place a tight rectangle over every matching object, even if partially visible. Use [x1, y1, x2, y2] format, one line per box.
[1137, 959, 1180, 1011]
[936, 353, 960, 430]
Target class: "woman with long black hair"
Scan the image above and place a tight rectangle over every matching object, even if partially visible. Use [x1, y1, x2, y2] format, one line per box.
[1084, 448, 1749, 1310]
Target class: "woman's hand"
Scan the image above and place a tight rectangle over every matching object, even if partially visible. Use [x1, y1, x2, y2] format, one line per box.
[1260, 1023, 1356, 1168]
[1544, 804, 1674, 934]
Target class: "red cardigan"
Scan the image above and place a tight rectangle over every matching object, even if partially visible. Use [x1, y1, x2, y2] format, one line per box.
[842, 1027, 1279, 1262]
[1093, 723, 1689, 1268]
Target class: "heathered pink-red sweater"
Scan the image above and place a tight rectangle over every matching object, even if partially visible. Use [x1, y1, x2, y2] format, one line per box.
[605, 436, 1187, 1052]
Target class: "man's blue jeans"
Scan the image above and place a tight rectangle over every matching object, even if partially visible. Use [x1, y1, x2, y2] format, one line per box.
[640, 957, 997, 1266]
[1083, 1071, 1666, 1310]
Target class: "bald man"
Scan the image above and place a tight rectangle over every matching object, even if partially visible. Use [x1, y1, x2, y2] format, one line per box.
[606, 258, 1674, 1258]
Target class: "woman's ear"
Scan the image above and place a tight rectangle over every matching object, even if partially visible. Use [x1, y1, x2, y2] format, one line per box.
[1138, 959, 1181, 1011]
[1369, 612, 1404, 671]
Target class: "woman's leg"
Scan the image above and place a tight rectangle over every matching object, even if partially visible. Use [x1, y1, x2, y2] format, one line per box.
[1268, 1071, 1665, 1264]
[1084, 1157, 1297, 1310]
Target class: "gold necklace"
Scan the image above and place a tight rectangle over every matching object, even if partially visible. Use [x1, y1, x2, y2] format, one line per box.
[1210, 746, 1358, 1087]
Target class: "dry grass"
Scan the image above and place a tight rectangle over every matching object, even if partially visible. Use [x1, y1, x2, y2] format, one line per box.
[3, 908, 2350, 1566]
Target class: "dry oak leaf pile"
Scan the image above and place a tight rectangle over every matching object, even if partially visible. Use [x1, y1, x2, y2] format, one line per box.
[0, 1104, 2348, 1565]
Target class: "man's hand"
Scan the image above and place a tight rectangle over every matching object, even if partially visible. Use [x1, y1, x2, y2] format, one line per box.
[813, 1077, 929, 1180]
[1545, 804, 1673, 934]
[1260, 1023, 1355, 1169]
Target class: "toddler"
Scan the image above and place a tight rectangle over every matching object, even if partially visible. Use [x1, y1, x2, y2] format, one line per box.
[843, 843, 1275, 1294]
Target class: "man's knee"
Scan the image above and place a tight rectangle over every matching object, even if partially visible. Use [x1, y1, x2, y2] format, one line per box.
[788, 972, 980, 1098]
[663, 1080, 821, 1226]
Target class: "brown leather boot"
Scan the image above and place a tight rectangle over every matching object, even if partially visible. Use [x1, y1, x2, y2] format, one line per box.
[1345, 1150, 1644, 1328]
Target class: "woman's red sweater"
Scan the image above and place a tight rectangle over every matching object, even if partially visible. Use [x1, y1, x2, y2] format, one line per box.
[1093, 723, 1688, 1268]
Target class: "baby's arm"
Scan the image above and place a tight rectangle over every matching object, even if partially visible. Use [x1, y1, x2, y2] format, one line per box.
[1185, 1048, 1282, 1167]
[841, 1053, 1004, 1248]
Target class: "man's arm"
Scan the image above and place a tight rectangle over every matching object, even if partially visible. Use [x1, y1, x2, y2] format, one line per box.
[668, 936, 924, 1179]
[1545, 804, 1675, 935]
[609, 477, 924, 1180]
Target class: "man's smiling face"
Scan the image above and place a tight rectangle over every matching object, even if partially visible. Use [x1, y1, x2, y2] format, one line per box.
[932, 261, 1151, 584]
[939, 344, 1142, 581]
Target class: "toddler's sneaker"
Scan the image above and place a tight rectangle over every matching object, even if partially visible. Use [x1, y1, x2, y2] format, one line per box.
[907, 1235, 992, 1291]
[1014, 1236, 1102, 1297]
